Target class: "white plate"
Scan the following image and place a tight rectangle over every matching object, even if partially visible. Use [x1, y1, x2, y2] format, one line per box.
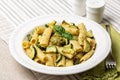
[9, 14, 111, 75]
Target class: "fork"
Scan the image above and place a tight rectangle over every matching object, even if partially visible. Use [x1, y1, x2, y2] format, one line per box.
[105, 24, 116, 70]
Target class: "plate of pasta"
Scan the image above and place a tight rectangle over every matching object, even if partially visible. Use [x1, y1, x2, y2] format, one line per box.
[9, 15, 111, 75]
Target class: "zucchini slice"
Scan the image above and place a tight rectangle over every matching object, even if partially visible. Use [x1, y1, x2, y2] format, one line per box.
[62, 44, 75, 59]
[86, 30, 94, 38]
[64, 43, 73, 49]
[36, 43, 46, 50]
[27, 46, 37, 60]
[74, 58, 80, 65]
[46, 46, 57, 53]
[27, 34, 31, 41]
[56, 54, 62, 63]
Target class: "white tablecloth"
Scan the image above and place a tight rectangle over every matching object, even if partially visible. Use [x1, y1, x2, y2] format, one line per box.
[0, 0, 120, 80]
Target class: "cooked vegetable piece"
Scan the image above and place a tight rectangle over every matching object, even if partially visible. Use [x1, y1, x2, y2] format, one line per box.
[64, 44, 73, 48]
[26, 46, 37, 60]
[50, 33, 66, 46]
[86, 30, 94, 38]
[36, 43, 46, 50]
[56, 54, 62, 63]
[27, 34, 31, 41]
[45, 24, 49, 27]
[62, 45, 75, 59]
[57, 47, 74, 59]
[74, 58, 80, 65]
[56, 55, 65, 67]
[46, 46, 57, 53]
[58, 44, 75, 59]
[32, 46, 37, 60]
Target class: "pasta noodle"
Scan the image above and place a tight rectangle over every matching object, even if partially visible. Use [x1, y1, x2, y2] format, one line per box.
[64, 27, 79, 36]
[22, 40, 31, 49]
[40, 28, 52, 47]
[80, 50, 94, 62]
[78, 23, 87, 46]
[87, 38, 96, 50]
[45, 53, 55, 66]
[66, 59, 73, 66]
[74, 52, 84, 59]
[70, 40, 82, 52]
[35, 26, 46, 35]
[30, 32, 38, 44]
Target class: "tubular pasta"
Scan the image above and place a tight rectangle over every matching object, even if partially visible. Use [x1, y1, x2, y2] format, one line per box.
[22, 40, 31, 49]
[70, 40, 82, 52]
[35, 26, 46, 35]
[66, 59, 73, 67]
[78, 23, 87, 46]
[40, 28, 52, 47]
[30, 32, 38, 44]
[80, 50, 94, 62]
[64, 27, 79, 36]
[87, 38, 96, 50]
[45, 53, 55, 66]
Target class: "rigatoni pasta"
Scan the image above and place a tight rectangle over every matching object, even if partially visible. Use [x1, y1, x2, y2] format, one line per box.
[78, 23, 87, 46]
[22, 20, 96, 67]
[45, 53, 55, 66]
[39, 27, 52, 47]
[22, 40, 30, 49]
